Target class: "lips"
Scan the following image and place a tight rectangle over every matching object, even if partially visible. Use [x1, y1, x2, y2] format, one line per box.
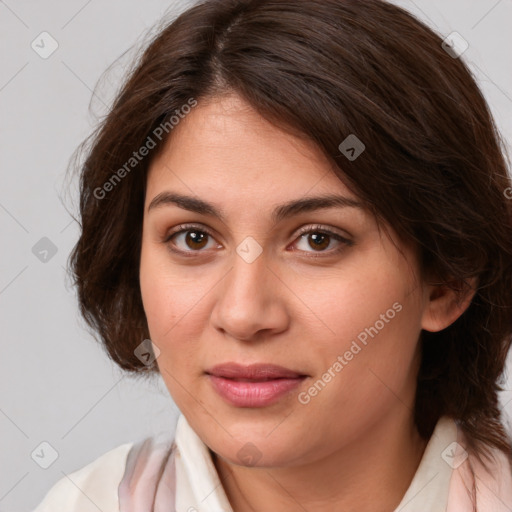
[205, 362, 306, 381]
[205, 363, 308, 407]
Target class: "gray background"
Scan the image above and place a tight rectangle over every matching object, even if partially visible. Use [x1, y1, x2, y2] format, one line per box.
[1, 1, 511, 510]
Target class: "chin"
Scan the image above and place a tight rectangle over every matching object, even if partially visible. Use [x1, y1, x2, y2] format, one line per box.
[209, 431, 306, 469]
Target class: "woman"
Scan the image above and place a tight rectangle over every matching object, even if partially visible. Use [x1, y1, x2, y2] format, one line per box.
[34, 0, 512, 510]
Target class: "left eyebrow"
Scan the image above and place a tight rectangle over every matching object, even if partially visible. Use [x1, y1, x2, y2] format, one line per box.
[147, 191, 364, 225]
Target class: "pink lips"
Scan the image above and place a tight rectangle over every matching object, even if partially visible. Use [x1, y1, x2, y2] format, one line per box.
[206, 363, 307, 407]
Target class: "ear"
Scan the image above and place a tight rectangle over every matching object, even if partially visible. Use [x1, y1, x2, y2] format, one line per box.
[421, 277, 478, 332]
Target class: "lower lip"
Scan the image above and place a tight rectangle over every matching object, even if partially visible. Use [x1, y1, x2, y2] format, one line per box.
[208, 375, 306, 407]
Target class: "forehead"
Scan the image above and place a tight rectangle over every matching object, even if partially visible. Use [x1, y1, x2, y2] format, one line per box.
[145, 94, 356, 203]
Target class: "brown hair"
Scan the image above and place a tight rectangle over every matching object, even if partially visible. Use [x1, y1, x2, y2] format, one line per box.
[67, 0, 512, 476]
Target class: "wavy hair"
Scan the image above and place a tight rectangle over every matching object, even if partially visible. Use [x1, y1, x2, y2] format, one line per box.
[67, 0, 512, 478]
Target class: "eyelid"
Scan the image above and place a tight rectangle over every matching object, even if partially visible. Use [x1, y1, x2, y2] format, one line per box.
[163, 223, 218, 244]
[163, 222, 353, 256]
[294, 223, 352, 241]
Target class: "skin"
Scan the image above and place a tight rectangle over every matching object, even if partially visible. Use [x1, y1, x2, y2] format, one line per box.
[139, 93, 475, 512]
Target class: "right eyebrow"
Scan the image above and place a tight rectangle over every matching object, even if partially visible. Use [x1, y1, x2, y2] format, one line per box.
[147, 191, 364, 226]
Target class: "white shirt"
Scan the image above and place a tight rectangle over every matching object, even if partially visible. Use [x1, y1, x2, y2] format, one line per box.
[33, 414, 512, 511]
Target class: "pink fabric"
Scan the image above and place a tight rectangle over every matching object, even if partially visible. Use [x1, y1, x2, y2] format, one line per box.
[446, 427, 512, 511]
[118, 436, 177, 512]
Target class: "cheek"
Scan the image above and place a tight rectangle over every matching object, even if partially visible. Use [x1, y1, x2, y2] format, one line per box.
[307, 262, 423, 396]
[139, 259, 199, 403]
[139, 242, 185, 348]
[139, 242, 213, 376]
[311, 266, 416, 350]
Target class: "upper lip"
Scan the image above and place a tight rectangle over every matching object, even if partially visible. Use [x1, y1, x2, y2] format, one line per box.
[206, 363, 306, 380]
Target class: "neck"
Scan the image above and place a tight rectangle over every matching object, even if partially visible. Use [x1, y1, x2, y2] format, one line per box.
[212, 410, 428, 512]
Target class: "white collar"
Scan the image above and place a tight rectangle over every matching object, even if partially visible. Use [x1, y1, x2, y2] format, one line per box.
[393, 416, 457, 511]
[174, 413, 234, 511]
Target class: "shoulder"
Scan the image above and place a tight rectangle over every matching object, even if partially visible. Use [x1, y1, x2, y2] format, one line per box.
[472, 444, 512, 510]
[447, 423, 512, 511]
[33, 441, 134, 512]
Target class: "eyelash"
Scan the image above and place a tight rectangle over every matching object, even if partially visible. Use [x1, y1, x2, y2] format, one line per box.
[162, 223, 354, 258]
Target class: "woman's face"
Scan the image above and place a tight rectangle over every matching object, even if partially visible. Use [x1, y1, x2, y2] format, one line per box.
[140, 93, 431, 467]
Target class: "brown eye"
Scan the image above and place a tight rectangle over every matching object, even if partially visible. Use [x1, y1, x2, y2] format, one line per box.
[293, 225, 353, 255]
[163, 223, 353, 258]
[164, 225, 218, 254]
[306, 232, 331, 251]
[182, 230, 209, 250]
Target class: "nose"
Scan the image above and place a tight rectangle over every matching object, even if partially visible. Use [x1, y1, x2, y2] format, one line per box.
[210, 243, 290, 342]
